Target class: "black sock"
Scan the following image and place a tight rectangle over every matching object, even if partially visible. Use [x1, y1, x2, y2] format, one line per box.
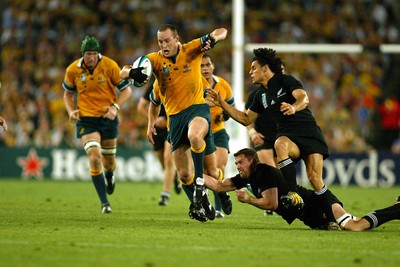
[314, 186, 336, 222]
[363, 204, 400, 229]
[104, 170, 113, 179]
[278, 158, 298, 192]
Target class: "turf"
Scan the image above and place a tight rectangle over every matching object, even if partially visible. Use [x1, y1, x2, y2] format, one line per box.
[0, 179, 399, 267]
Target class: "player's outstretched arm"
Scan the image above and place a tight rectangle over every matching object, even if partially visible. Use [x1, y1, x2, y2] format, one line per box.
[210, 28, 228, 42]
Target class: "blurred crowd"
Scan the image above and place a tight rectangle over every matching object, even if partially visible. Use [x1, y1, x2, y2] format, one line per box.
[1, 0, 400, 153]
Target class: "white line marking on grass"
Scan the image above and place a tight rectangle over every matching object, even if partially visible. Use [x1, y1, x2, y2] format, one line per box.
[1, 239, 400, 255]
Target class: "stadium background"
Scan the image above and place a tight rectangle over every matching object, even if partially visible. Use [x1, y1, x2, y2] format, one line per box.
[1, 0, 400, 185]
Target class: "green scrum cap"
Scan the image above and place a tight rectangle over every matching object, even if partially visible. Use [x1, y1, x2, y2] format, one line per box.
[81, 36, 100, 55]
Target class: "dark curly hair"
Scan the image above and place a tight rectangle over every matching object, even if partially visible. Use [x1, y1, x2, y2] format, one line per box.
[253, 48, 284, 74]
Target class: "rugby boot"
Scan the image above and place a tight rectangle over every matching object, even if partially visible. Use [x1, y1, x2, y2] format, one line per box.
[280, 191, 304, 210]
[218, 192, 232, 215]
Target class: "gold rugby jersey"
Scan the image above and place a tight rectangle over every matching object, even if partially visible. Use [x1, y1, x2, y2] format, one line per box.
[62, 55, 130, 117]
[147, 39, 205, 116]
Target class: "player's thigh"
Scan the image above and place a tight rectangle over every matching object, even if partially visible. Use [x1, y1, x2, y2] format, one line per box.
[275, 136, 301, 159]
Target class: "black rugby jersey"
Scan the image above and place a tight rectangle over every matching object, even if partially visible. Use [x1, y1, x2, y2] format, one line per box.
[249, 74, 316, 134]
[230, 163, 299, 224]
[245, 85, 277, 142]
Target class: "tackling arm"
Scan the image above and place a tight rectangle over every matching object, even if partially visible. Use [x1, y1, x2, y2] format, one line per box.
[236, 187, 279, 211]
[204, 173, 236, 192]
[206, 89, 257, 126]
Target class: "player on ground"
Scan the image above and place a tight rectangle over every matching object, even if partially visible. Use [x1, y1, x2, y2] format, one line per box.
[201, 53, 234, 218]
[137, 80, 181, 206]
[207, 47, 338, 228]
[120, 24, 228, 222]
[63, 36, 141, 213]
[204, 148, 400, 231]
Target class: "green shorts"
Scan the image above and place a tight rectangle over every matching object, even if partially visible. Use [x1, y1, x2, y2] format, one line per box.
[168, 104, 215, 154]
[211, 129, 230, 154]
[76, 117, 119, 139]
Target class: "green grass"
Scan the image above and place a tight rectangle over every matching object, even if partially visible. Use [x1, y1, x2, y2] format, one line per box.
[0, 180, 399, 267]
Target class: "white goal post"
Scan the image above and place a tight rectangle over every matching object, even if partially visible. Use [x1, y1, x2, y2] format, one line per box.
[244, 43, 400, 54]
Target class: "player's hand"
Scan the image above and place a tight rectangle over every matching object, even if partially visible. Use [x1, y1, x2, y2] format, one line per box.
[129, 67, 148, 84]
[120, 65, 132, 79]
[102, 106, 117, 120]
[147, 124, 157, 145]
[235, 189, 250, 203]
[280, 102, 296, 116]
[69, 110, 80, 122]
[250, 132, 265, 147]
[205, 88, 221, 107]
[0, 116, 8, 132]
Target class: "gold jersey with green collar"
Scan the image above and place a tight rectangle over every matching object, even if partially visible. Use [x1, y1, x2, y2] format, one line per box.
[147, 39, 205, 116]
[62, 54, 130, 117]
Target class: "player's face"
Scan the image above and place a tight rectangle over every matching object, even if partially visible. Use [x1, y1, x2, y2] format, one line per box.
[249, 60, 265, 85]
[234, 154, 253, 179]
[83, 51, 99, 70]
[157, 29, 179, 58]
[201, 57, 215, 81]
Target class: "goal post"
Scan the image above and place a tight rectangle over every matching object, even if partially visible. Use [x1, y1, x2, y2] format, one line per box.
[245, 43, 400, 54]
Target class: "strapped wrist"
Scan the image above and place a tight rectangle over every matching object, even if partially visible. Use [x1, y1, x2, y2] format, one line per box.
[248, 128, 257, 138]
[112, 103, 120, 111]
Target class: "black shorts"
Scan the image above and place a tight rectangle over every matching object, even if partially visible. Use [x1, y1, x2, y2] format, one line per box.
[152, 126, 168, 151]
[278, 123, 329, 161]
[298, 186, 342, 229]
[76, 117, 119, 139]
[253, 138, 274, 150]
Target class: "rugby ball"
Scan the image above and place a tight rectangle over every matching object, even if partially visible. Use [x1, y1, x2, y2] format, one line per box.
[132, 55, 152, 87]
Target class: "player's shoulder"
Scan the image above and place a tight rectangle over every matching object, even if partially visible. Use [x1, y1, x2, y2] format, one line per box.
[99, 55, 119, 67]
[257, 163, 282, 176]
[65, 58, 82, 73]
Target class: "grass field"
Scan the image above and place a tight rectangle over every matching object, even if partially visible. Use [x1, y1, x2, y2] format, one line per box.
[0, 179, 399, 267]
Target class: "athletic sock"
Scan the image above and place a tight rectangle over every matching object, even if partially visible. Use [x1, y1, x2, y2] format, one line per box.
[314, 185, 336, 222]
[363, 204, 400, 229]
[161, 191, 170, 198]
[182, 183, 194, 202]
[191, 142, 206, 183]
[104, 170, 113, 179]
[277, 158, 298, 192]
[91, 173, 108, 204]
[213, 191, 222, 211]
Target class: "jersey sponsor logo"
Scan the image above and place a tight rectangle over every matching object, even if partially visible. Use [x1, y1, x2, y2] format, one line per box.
[262, 93, 268, 108]
[81, 74, 86, 83]
[277, 88, 286, 98]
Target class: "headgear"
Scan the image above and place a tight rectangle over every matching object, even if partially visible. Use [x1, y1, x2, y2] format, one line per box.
[81, 36, 100, 55]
